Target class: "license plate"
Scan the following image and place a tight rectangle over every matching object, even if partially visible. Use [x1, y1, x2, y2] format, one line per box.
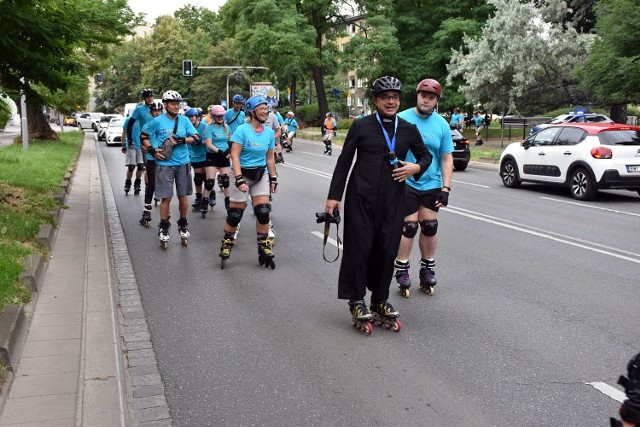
[627, 165, 640, 173]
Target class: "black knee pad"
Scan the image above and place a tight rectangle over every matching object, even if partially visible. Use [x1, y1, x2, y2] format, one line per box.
[220, 174, 230, 189]
[253, 203, 271, 225]
[128, 165, 136, 172]
[137, 163, 145, 172]
[420, 220, 438, 237]
[194, 173, 205, 187]
[402, 221, 419, 238]
[226, 207, 244, 227]
[204, 179, 215, 191]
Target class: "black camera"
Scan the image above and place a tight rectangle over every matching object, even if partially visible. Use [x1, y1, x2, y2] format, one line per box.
[316, 207, 340, 224]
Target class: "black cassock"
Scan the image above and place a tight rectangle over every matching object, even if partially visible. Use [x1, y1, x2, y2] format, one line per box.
[328, 113, 432, 302]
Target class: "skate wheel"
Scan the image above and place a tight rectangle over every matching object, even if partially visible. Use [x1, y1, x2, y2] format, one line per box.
[160, 241, 168, 250]
[201, 212, 206, 219]
[144, 221, 150, 228]
[182, 239, 188, 247]
[385, 322, 392, 329]
[269, 260, 275, 270]
[363, 322, 373, 335]
[220, 258, 226, 270]
[392, 319, 402, 332]
[399, 287, 410, 298]
[425, 286, 435, 296]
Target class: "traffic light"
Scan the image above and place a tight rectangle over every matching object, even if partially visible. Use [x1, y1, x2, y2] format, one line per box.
[182, 60, 193, 77]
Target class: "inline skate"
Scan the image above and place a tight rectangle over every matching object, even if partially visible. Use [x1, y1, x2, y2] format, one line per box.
[191, 193, 202, 212]
[133, 179, 141, 195]
[139, 205, 152, 228]
[219, 233, 235, 269]
[217, 174, 224, 192]
[419, 259, 437, 295]
[349, 300, 373, 335]
[177, 217, 189, 247]
[370, 300, 402, 332]
[199, 197, 209, 219]
[394, 259, 411, 298]
[158, 219, 170, 250]
[209, 192, 217, 207]
[124, 179, 132, 195]
[257, 235, 275, 269]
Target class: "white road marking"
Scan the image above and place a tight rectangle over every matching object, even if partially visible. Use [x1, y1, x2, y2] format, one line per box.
[452, 179, 491, 188]
[540, 197, 640, 217]
[311, 231, 342, 248]
[279, 163, 333, 179]
[586, 382, 626, 403]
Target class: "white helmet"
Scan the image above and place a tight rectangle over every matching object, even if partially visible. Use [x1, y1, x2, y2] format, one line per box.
[287, 111, 294, 117]
[150, 100, 163, 111]
[162, 90, 183, 101]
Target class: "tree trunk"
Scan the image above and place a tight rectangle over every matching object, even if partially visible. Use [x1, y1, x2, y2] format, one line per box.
[609, 103, 627, 124]
[27, 98, 58, 140]
[312, 29, 329, 118]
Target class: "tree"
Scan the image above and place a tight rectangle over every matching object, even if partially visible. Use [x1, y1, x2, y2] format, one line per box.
[0, 0, 140, 139]
[447, 0, 594, 115]
[579, 0, 640, 123]
[174, 5, 225, 41]
[95, 40, 147, 112]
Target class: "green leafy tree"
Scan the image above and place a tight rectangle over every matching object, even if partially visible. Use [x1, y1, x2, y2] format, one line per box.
[174, 5, 225, 41]
[579, 0, 640, 123]
[95, 41, 146, 112]
[447, 0, 594, 115]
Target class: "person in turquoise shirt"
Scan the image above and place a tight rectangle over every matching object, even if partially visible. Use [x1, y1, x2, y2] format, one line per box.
[282, 111, 298, 152]
[394, 78, 453, 298]
[225, 94, 246, 135]
[185, 108, 208, 213]
[472, 111, 484, 146]
[203, 105, 232, 212]
[138, 100, 163, 227]
[450, 108, 464, 130]
[140, 90, 199, 249]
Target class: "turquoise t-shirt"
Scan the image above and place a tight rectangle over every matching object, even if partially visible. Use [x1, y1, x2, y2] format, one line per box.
[230, 123, 275, 169]
[142, 114, 198, 167]
[275, 112, 284, 125]
[224, 108, 246, 135]
[188, 120, 208, 163]
[130, 104, 154, 146]
[450, 113, 463, 126]
[473, 115, 483, 127]
[284, 117, 298, 133]
[399, 108, 453, 191]
[204, 123, 230, 153]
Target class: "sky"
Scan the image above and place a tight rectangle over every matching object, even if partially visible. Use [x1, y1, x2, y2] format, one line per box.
[128, 0, 228, 23]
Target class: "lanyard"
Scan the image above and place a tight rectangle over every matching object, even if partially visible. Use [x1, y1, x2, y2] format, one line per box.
[375, 112, 398, 165]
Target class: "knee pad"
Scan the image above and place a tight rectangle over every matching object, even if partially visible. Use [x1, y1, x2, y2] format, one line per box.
[420, 220, 438, 237]
[204, 179, 215, 191]
[253, 203, 271, 225]
[137, 163, 145, 172]
[226, 208, 244, 227]
[220, 174, 230, 189]
[128, 165, 136, 172]
[402, 221, 419, 238]
[194, 173, 205, 187]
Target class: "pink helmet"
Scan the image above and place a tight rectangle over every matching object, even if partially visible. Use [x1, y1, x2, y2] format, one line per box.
[211, 105, 225, 116]
[416, 79, 442, 98]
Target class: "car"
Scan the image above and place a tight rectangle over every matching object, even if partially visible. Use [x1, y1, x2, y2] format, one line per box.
[97, 114, 123, 141]
[106, 118, 125, 146]
[76, 112, 104, 131]
[63, 116, 75, 126]
[499, 123, 640, 200]
[450, 125, 470, 171]
[529, 111, 613, 136]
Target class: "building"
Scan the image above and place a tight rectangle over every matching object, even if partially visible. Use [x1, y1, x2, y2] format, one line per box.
[335, 15, 369, 117]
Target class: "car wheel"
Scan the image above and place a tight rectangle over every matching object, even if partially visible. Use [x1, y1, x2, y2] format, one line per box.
[454, 162, 468, 171]
[570, 168, 596, 200]
[500, 159, 521, 188]
[92, 123, 97, 132]
[77, 123, 82, 130]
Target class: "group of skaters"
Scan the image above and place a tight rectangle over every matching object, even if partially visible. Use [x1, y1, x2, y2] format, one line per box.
[324, 75, 453, 334]
[119, 88, 287, 268]
[450, 107, 490, 146]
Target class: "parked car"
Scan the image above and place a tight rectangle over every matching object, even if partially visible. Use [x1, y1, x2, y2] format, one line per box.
[529, 112, 613, 136]
[63, 116, 76, 126]
[450, 125, 470, 171]
[76, 112, 104, 131]
[97, 114, 123, 141]
[499, 123, 640, 200]
[106, 118, 125, 146]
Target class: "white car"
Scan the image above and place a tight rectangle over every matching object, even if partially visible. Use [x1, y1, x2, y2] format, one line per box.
[106, 118, 126, 146]
[97, 114, 123, 141]
[499, 122, 640, 200]
[76, 112, 104, 131]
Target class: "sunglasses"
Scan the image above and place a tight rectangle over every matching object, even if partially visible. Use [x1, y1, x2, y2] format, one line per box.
[214, 115, 224, 118]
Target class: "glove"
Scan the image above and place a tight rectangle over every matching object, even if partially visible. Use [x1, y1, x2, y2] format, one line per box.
[193, 136, 202, 145]
[235, 175, 246, 188]
[121, 146, 127, 154]
[269, 175, 278, 190]
[436, 189, 449, 206]
[221, 148, 230, 157]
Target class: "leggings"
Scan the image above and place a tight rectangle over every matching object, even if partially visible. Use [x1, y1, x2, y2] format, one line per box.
[144, 160, 156, 205]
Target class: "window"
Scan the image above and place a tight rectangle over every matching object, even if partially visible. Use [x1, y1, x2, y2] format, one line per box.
[599, 130, 640, 146]
[357, 98, 363, 107]
[349, 77, 355, 88]
[532, 127, 561, 146]
[554, 127, 586, 146]
[357, 79, 363, 88]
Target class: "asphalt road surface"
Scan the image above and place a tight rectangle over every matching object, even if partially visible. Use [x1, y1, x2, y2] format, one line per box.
[99, 136, 640, 426]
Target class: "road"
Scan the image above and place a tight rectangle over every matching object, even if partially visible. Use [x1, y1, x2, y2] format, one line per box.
[99, 136, 640, 426]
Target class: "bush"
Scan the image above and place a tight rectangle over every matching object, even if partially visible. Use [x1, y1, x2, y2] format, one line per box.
[296, 103, 320, 127]
[336, 119, 354, 130]
[0, 97, 12, 130]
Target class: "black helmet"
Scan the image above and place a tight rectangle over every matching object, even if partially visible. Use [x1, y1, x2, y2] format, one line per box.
[371, 76, 402, 96]
[140, 88, 154, 98]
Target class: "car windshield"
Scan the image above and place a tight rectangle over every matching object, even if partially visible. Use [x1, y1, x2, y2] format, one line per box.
[450, 129, 464, 139]
[598, 130, 640, 146]
[110, 119, 125, 128]
[549, 114, 572, 124]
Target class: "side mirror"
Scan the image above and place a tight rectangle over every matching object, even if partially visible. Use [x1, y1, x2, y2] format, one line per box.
[522, 139, 532, 149]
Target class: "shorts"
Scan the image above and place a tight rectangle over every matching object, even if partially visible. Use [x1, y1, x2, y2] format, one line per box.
[191, 160, 206, 169]
[323, 130, 334, 142]
[287, 130, 296, 140]
[229, 172, 270, 203]
[404, 186, 440, 216]
[155, 164, 193, 198]
[475, 125, 483, 136]
[206, 151, 231, 168]
[125, 149, 144, 166]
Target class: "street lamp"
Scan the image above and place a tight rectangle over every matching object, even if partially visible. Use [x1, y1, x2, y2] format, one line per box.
[226, 72, 235, 108]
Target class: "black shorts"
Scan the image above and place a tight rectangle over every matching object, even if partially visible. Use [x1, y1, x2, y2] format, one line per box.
[205, 151, 231, 168]
[191, 160, 206, 169]
[404, 186, 440, 216]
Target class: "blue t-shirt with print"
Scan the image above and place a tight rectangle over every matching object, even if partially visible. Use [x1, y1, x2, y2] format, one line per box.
[230, 123, 275, 169]
[142, 114, 198, 167]
[224, 108, 246, 135]
[204, 123, 230, 153]
[188, 120, 208, 163]
[399, 108, 453, 191]
[130, 104, 154, 145]
[284, 117, 298, 133]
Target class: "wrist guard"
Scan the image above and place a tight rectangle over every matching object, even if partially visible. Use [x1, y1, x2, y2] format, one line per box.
[147, 147, 156, 157]
[235, 175, 246, 188]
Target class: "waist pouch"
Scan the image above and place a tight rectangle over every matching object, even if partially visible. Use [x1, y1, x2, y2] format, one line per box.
[242, 166, 266, 182]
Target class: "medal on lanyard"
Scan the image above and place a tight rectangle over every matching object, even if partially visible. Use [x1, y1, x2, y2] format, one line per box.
[375, 112, 399, 168]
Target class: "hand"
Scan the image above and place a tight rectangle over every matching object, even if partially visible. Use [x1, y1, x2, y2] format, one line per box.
[325, 199, 340, 216]
[392, 161, 420, 182]
[436, 189, 449, 207]
[121, 146, 127, 154]
[154, 149, 166, 160]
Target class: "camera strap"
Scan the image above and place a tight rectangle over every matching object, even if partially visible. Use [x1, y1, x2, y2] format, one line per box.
[322, 220, 341, 263]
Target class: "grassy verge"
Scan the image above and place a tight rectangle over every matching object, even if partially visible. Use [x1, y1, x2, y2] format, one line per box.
[0, 131, 83, 311]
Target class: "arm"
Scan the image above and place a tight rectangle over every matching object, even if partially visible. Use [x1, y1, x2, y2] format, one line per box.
[230, 142, 247, 192]
[126, 110, 137, 142]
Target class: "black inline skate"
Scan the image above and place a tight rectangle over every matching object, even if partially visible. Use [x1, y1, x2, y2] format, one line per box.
[394, 259, 411, 298]
[370, 300, 402, 332]
[419, 259, 437, 295]
[200, 197, 209, 219]
[177, 217, 189, 247]
[257, 235, 275, 269]
[191, 193, 202, 212]
[217, 174, 224, 192]
[124, 179, 132, 195]
[139, 205, 152, 228]
[133, 178, 141, 195]
[349, 300, 373, 335]
[158, 219, 170, 250]
[219, 233, 235, 269]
